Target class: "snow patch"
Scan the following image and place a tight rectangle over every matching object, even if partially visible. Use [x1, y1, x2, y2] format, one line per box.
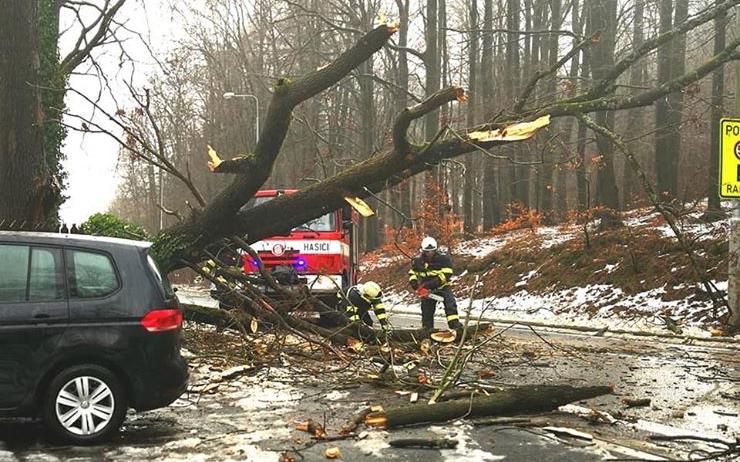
[430, 423, 505, 462]
[355, 430, 391, 458]
[325, 390, 350, 401]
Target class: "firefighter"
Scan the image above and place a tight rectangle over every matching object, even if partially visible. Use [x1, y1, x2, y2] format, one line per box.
[408, 236, 462, 330]
[338, 281, 389, 329]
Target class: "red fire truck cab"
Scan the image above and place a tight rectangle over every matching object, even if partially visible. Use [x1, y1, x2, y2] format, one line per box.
[240, 190, 359, 299]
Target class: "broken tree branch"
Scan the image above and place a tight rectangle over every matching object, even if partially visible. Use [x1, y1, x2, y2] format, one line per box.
[366, 385, 613, 429]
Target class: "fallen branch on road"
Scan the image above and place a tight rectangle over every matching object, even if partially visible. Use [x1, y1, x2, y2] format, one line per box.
[365, 384, 613, 429]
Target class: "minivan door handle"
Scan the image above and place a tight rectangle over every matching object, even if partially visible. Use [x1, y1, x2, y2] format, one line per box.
[33, 313, 51, 320]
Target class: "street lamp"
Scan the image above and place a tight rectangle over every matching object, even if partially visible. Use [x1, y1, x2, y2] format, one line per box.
[223, 91, 260, 145]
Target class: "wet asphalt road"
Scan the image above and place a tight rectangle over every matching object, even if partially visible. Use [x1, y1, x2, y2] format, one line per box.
[1, 303, 739, 461]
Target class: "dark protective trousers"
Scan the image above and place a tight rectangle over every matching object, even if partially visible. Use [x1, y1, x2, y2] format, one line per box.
[420, 286, 458, 329]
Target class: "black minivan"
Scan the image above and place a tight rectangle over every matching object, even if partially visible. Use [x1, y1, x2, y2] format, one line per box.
[0, 232, 188, 444]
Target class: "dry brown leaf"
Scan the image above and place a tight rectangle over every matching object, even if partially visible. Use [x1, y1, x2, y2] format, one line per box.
[250, 318, 259, 334]
[295, 421, 310, 432]
[477, 369, 496, 379]
[419, 339, 431, 355]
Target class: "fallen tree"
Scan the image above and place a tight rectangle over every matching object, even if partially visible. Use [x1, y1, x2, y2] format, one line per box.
[146, 1, 740, 273]
[74, 2, 740, 341]
[365, 385, 613, 429]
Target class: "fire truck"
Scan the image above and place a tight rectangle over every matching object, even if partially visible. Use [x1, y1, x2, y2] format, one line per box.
[239, 189, 360, 301]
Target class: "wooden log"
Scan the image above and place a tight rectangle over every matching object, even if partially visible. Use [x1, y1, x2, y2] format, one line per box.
[366, 385, 613, 429]
[389, 438, 458, 449]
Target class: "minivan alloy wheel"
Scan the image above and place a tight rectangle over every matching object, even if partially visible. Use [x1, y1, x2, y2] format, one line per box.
[55, 376, 115, 435]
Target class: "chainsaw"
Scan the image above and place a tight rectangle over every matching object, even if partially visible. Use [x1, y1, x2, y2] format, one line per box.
[417, 287, 444, 302]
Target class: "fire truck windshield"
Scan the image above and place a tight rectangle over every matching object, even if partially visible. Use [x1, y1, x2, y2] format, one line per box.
[242, 195, 336, 232]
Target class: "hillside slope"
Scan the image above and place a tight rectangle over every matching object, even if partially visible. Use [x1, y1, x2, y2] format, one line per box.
[361, 206, 732, 336]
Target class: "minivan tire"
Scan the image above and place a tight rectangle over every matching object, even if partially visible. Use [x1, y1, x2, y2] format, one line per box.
[43, 364, 127, 444]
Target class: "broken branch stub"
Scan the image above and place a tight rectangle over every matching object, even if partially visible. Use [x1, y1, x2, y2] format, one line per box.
[366, 385, 613, 429]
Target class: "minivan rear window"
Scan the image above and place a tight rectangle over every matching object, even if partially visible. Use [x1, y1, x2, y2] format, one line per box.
[147, 254, 175, 299]
[66, 249, 119, 298]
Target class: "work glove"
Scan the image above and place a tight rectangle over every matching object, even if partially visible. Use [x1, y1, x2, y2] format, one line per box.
[416, 287, 430, 298]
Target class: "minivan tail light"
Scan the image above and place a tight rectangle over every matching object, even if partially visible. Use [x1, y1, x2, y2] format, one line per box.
[141, 309, 183, 332]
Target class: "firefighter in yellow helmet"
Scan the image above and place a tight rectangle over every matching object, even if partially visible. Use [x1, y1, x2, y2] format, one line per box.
[408, 236, 461, 330]
[337, 281, 389, 329]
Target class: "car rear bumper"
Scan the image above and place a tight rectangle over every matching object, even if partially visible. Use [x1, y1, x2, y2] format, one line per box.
[131, 354, 188, 411]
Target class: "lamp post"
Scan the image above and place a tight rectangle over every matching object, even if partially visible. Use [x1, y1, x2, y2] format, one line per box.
[223, 91, 260, 146]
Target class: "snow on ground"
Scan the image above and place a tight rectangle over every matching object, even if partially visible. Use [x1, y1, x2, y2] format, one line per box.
[455, 235, 511, 257]
[535, 225, 579, 248]
[430, 423, 505, 462]
[453, 224, 579, 257]
[384, 279, 730, 337]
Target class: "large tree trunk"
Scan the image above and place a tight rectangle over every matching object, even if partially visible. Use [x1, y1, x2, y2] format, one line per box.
[557, 0, 583, 216]
[588, 0, 619, 209]
[359, 54, 379, 250]
[481, 0, 500, 228]
[464, 0, 479, 233]
[395, 0, 412, 222]
[655, 0, 675, 199]
[707, 0, 727, 216]
[662, 0, 688, 200]
[367, 385, 613, 429]
[622, 0, 646, 208]
[513, 0, 530, 209]
[0, 0, 50, 228]
[39, 0, 66, 225]
[425, 0, 440, 142]
[538, 0, 561, 219]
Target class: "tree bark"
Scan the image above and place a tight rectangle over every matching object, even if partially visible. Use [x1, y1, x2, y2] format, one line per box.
[538, 0, 561, 218]
[623, 0, 646, 208]
[464, 0, 479, 233]
[588, 0, 619, 209]
[425, 0, 441, 142]
[655, 0, 674, 199]
[481, 0, 500, 228]
[367, 385, 613, 428]
[663, 0, 688, 200]
[707, 0, 727, 216]
[0, 0, 49, 227]
[395, 0, 412, 222]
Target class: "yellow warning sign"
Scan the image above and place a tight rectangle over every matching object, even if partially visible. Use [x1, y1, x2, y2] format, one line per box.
[720, 118, 740, 198]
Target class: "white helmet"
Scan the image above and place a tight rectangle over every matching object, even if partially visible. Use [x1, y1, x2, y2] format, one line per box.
[359, 281, 381, 298]
[420, 236, 438, 251]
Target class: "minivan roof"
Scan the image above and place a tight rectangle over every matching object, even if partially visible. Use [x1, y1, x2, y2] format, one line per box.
[0, 231, 151, 250]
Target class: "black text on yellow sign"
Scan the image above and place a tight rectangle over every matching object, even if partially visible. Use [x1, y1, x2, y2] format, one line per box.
[719, 118, 740, 198]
